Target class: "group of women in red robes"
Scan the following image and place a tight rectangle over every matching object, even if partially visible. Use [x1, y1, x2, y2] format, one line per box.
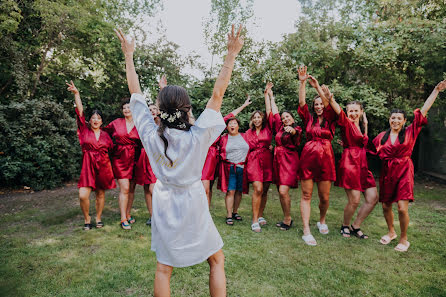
[68, 81, 159, 230]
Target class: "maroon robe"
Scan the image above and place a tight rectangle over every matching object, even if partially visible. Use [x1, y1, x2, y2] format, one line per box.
[272, 113, 302, 188]
[244, 113, 274, 183]
[76, 109, 116, 190]
[335, 110, 376, 191]
[135, 147, 157, 185]
[201, 113, 235, 181]
[372, 109, 427, 203]
[298, 104, 336, 182]
[217, 133, 250, 194]
[104, 118, 141, 180]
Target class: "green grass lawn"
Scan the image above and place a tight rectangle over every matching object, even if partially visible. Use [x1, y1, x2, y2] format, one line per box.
[1, 179, 445, 297]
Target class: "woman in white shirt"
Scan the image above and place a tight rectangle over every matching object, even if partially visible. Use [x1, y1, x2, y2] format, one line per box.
[116, 25, 244, 297]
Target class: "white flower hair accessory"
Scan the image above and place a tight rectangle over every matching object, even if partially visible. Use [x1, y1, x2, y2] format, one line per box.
[160, 109, 183, 123]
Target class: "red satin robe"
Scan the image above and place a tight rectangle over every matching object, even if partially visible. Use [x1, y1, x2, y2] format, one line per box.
[298, 104, 336, 182]
[372, 109, 427, 203]
[335, 110, 376, 191]
[217, 133, 250, 194]
[201, 113, 234, 181]
[244, 113, 274, 183]
[272, 113, 302, 188]
[135, 147, 157, 185]
[104, 118, 141, 180]
[76, 109, 116, 190]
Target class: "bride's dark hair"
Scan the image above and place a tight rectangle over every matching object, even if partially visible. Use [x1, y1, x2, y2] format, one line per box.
[157, 85, 192, 166]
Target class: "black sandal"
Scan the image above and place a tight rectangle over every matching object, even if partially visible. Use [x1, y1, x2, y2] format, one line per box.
[83, 223, 93, 230]
[96, 222, 104, 228]
[225, 217, 234, 226]
[340, 225, 350, 237]
[276, 220, 293, 231]
[232, 213, 243, 221]
[350, 225, 368, 239]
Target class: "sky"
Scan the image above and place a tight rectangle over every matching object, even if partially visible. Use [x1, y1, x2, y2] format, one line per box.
[145, 0, 301, 77]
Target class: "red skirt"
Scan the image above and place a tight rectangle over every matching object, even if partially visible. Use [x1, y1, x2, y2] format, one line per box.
[201, 146, 219, 181]
[135, 148, 157, 185]
[299, 139, 336, 182]
[246, 147, 273, 183]
[273, 146, 299, 188]
[335, 147, 376, 191]
[78, 151, 116, 190]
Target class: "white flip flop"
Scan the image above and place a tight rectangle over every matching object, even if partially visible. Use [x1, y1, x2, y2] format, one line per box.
[258, 217, 267, 226]
[251, 222, 261, 233]
[302, 234, 317, 246]
[317, 222, 329, 234]
[394, 241, 410, 252]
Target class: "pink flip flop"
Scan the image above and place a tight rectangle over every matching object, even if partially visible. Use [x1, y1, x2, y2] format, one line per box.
[380, 234, 397, 245]
[394, 241, 410, 252]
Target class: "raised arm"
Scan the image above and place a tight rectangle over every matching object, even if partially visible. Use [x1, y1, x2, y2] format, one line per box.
[66, 81, 83, 116]
[362, 111, 368, 136]
[231, 94, 252, 117]
[264, 82, 273, 115]
[308, 75, 329, 107]
[206, 25, 244, 112]
[420, 80, 446, 117]
[322, 85, 340, 114]
[115, 29, 142, 95]
[298, 66, 308, 108]
[268, 85, 279, 115]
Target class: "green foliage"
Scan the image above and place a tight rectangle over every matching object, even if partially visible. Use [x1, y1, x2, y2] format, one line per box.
[0, 97, 81, 190]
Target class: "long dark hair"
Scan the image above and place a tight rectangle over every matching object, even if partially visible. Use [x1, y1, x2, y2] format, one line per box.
[280, 110, 299, 143]
[249, 110, 266, 130]
[380, 109, 407, 145]
[157, 85, 192, 166]
[346, 100, 365, 134]
[120, 97, 130, 109]
[311, 96, 326, 128]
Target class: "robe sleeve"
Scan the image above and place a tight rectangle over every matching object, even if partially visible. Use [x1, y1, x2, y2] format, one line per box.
[407, 108, 428, 138]
[337, 109, 349, 127]
[323, 104, 337, 123]
[267, 111, 274, 129]
[192, 108, 226, 148]
[130, 93, 158, 152]
[102, 120, 115, 136]
[75, 108, 87, 135]
[273, 113, 282, 134]
[298, 104, 310, 126]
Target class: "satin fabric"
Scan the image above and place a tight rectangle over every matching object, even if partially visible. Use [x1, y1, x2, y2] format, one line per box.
[335, 110, 376, 192]
[135, 147, 157, 185]
[75, 109, 116, 190]
[372, 109, 427, 203]
[217, 133, 250, 194]
[104, 118, 141, 179]
[201, 113, 234, 181]
[298, 104, 336, 182]
[130, 93, 225, 268]
[244, 112, 274, 182]
[272, 113, 302, 188]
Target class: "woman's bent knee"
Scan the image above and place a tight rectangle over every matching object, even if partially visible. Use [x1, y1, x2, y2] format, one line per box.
[208, 250, 225, 266]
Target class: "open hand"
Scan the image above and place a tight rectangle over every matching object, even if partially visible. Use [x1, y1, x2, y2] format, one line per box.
[436, 80, 446, 92]
[66, 80, 79, 95]
[159, 75, 167, 90]
[284, 126, 296, 135]
[264, 82, 274, 95]
[298, 66, 308, 82]
[321, 85, 333, 102]
[227, 24, 244, 56]
[115, 28, 135, 56]
[308, 75, 319, 88]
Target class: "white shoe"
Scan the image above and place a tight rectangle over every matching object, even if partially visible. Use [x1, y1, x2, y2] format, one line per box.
[258, 217, 267, 226]
[302, 234, 317, 246]
[251, 222, 261, 233]
[317, 222, 329, 234]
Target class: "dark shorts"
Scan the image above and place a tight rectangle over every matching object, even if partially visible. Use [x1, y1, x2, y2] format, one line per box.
[228, 165, 243, 191]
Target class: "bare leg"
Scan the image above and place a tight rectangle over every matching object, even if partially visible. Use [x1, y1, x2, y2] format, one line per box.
[207, 250, 226, 297]
[144, 183, 154, 216]
[225, 190, 235, 219]
[209, 179, 215, 206]
[352, 187, 378, 229]
[397, 200, 410, 244]
[95, 189, 105, 222]
[126, 180, 137, 220]
[117, 179, 130, 222]
[300, 179, 314, 236]
[382, 202, 397, 238]
[251, 181, 263, 223]
[154, 262, 173, 297]
[233, 190, 242, 214]
[258, 182, 270, 218]
[79, 187, 92, 223]
[343, 189, 361, 226]
[278, 185, 292, 225]
[317, 181, 331, 225]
